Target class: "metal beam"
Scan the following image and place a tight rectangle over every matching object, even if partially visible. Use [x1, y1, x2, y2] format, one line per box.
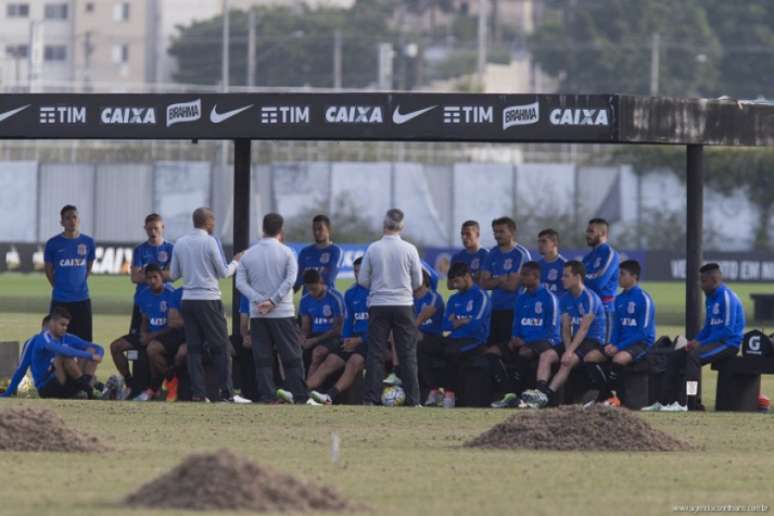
[232, 138, 251, 337]
[685, 144, 704, 338]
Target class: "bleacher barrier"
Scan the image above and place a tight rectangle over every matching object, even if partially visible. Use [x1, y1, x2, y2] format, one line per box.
[712, 330, 774, 412]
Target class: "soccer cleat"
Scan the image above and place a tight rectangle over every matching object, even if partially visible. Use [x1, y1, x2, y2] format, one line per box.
[164, 376, 179, 402]
[101, 375, 121, 400]
[640, 402, 664, 412]
[229, 394, 252, 404]
[661, 402, 688, 412]
[491, 392, 520, 409]
[603, 395, 622, 408]
[383, 373, 402, 386]
[276, 388, 294, 404]
[310, 390, 333, 405]
[442, 391, 456, 409]
[133, 389, 155, 402]
[306, 397, 323, 406]
[518, 389, 540, 406]
[527, 390, 549, 409]
[424, 389, 444, 407]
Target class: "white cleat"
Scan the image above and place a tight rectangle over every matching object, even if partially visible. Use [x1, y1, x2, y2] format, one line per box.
[229, 394, 252, 404]
[310, 390, 333, 405]
[641, 402, 664, 412]
[661, 402, 688, 412]
[306, 397, 323, 406]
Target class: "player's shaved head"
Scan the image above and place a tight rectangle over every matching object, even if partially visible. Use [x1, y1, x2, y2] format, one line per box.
[192, 207, 214, 228]
[700, 262, 722, 293]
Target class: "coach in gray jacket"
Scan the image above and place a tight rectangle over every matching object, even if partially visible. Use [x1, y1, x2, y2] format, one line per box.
[236, 213, 308, 404]
[169, 207, 241, 402]
[359, 208, 423, 405]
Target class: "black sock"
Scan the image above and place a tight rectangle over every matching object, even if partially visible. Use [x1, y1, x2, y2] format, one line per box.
[327, 386, 340, 400]
[77, 375, 94, 399]
[609, 363, 624, 394]
[536, 380, 551, 397]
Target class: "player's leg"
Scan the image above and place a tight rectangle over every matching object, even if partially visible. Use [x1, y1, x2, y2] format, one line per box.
[548, 349, 580, 393]
[135, 340, 166, 400]
[307, 352, 345, 390]
[308, 343, 331, 378]
[418, 334, 444, 404]
[54, 355, 93, 398]
[579, 343, 610, 401]
[332, 353, 365, 399]
[109, 335, 136, 382]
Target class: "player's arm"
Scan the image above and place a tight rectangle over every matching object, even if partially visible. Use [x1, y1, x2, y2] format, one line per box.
[561, 313, 573, 350]
[539, 295, 558, 343]
[702, 293, 738, 345]
[316, 315, 343, 341]
[569, 313, 595, 352]
[693, 306, 711, 344]
[357, 251, 372, 289]
[414, 303, 437, 328]
[298, 315, 314, 348]
[130, 265, 145, 285]
[510, 304, 523, 348]
[463, 290, 489, 335]
[585, 248, 619, 291]
[169, 248, 181, 281]
[500, 271, 522, 292]
[167, 307, 183, 329]
[410, 249, 423, 290]
[0, 343, 33, 397]
[43, 337, 98, 361]
[327, 246, 342, 285]
[478, 270, 502, 290]
[44, 262, 55, 287]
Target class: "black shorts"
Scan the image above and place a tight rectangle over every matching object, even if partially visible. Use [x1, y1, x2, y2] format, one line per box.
[154, 328, 187, 356]
[312, 335, 341, 352]
[38, 375, 81, 399]
[129, 303, 142, 335]
[524, 340, 559, 357]
[119, 333, 142, 348]
[620, 342, 648, 362]
[488, 310, 514, 345]
[50, 299, 92, 342]
[334, 337, 368, 360]
[574, 339, 605, 359]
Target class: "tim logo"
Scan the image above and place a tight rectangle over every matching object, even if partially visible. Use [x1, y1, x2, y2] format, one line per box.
[261, 106, 310, 124]
[166, 99, 201, 127]
[40, 106, 86, 124]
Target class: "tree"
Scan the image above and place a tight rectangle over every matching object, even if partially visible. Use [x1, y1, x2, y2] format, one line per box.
[283, 192, 377, 244]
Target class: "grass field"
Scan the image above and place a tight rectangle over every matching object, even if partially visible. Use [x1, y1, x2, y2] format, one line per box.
[0, 274, 772, 515]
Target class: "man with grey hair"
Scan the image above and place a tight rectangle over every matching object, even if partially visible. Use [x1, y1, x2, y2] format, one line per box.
[359, 208, 423, 405]
[169, 207, 246, 402]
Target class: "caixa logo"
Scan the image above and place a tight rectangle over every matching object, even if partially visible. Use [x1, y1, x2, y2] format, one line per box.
[100, 107, 157, 125]
[549, 108, 609, 126]
[325, 106, 383, 123]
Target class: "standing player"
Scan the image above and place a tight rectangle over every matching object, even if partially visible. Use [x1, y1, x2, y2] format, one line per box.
[308, 257, 369, 405]
[603, 259, 656, 406]
[1, 308, 104, 399]
[662, 263, 744, 411]
[491, 261, 560, 408]
[520, 260, 607, 409]
[294, 215, 342, 293]
[44, 205, 96, 341]
[450, 220, 489, 285]
[582, 218, 620, 342]
[413, 269, 445, 401]
[536, 228, 566, 296]
[479, 216, 531, 397]
[129, 213, 174, 335]
[298, 269, 346, 378]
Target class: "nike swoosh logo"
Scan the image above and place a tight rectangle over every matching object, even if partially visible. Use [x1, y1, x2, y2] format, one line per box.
[210, 104, 253, 124]
[0, 104, 30, 123]
[392, 105, 436, 124]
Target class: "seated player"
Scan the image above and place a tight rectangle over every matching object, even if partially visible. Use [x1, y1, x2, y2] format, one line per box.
[423, 262, 491, 408]
[520, 260, 607, 409]
[491, 261, 560, 408]
[299, 269, 345, 378]
[110, 264, 185, 401]
[603, 259, 655, 407]
[1, 307, 104, 399]
[663, 263, 744, 411]
[308, 257, 369, 405]
[413, 270, 445, 401]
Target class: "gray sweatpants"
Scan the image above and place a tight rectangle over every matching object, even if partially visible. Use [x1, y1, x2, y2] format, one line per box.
[364, 305, 420, 406]
[251, 317, 307, 403]
[181, 299, 231, 400]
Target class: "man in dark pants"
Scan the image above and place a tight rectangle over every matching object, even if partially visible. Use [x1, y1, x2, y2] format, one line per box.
[662, 263, 745, 411]
[236, 213, 316, 405]
[44, 205, 96, 342]
[169, 207, 246, 403]
[359, 209, 423, 406]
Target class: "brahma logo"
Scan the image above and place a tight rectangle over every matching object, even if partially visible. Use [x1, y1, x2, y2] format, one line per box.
[166, 99, 201, 127]
[100, 107, 156, 125]
[549, 108, 609, 126]
[502, 102, 539, 129]
[325, 106, 383, 124]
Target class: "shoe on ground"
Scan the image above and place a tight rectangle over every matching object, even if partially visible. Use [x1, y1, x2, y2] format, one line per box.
[603, 395, 622, 408]
[276, 388, 294, 404]
[424, 389, 444, 407]
[491, 392, 520, 409]
[383, 373, 402, 386]
[306, 397, 323, 406]
[674, 336, 688, 351]
[443, 391, 456, 409]
[101, 375, 120, 400]
[310, 390, 333, 405]
[164, 376, 179, 402]
[518, 389, 540, 406]
[527, 390, 549, 409]
[641, 402, 664, 412]
[661, 401, 688, 412]
[229, 394, 252, 404]
[133, 389, 155, 402]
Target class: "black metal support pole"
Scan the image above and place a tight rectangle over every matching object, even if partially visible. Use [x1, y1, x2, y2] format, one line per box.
[232, 139, 251, 337]
[686, 144, 704, 338]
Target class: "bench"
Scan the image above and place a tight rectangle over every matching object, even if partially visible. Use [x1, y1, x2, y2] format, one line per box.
[750, 294, 774, 321]
[712, 357, 774, 411]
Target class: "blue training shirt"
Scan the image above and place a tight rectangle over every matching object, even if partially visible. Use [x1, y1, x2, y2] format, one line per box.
[582, 242, 620, 306]
[559, 287, 607, 344]
[342, 284, 369, 339]
[421, 260, 440, 291]
[610, 285, 656, 350]
[414, 289, 445, 336]
[299, 288, 346, 334]
[538, 255, 567, 296]
[131, 240, 174, 293]
[482, 243, 531, 311]
[239, 294, 250, 315]
[44, 233, 96, 302]
[695, 283, 745, 348]
[512, 286, 560, 345]
[442, 285, 491, 350]
[451, 248, 489, 279]
[294, 243, 342, 291]
[1, 330, 104, 397]
[134, 284, 181, 333]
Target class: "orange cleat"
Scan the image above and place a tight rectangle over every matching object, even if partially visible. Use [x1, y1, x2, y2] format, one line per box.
[165, 376, 179, 402]
[603, 395, 621, 408]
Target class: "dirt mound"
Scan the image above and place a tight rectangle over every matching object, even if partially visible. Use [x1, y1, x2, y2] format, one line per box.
[125, 449, 361, 512]
[466, 405, 691, 452]
[0, 407, 105, 452]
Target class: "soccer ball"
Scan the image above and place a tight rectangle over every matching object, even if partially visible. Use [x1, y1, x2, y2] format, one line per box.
[381, 385, 406, 407]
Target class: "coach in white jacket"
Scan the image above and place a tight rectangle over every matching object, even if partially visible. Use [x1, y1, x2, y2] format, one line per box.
[236, 213, 308, 404]
[359, 208, 423, 405]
